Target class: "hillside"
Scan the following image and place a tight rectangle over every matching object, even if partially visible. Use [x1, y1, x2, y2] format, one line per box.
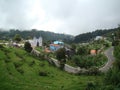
[73, 28, 118, 43]
[0, 46, 102, 90]
[0, 29, 74, 43]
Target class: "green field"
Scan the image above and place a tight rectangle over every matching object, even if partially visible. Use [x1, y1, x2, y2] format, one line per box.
[0, 46, 103, 90]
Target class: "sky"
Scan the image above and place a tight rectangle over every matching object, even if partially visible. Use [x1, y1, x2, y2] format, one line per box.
[0, 0, 120, 35]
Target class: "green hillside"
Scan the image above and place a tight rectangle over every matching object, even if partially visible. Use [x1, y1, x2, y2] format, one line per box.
[0, 46, 103, 90]
[73, 27, 118, 43]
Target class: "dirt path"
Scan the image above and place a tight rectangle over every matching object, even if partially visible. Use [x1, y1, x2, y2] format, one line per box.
[99, 47, 115, 72]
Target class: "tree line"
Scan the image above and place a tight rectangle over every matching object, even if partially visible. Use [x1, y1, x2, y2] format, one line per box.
[73, 27, 119, 43]
[0, 29, 74, 43]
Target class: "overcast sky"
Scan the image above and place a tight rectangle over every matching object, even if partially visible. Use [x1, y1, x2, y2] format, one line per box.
[0, 0, 120, 35]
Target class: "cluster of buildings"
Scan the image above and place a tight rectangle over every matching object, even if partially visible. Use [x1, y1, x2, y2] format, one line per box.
[28, 36, 64, 52]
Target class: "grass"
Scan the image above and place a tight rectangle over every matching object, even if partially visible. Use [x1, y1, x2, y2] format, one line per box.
[0, 46, 103, 90]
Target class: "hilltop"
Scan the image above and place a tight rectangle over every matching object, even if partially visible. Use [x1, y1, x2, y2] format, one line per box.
[73, 27, 119, 43]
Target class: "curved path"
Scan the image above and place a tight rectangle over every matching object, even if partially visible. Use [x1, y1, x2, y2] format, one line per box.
[99, 47, 115, 72]
[33, 47, 115, 73]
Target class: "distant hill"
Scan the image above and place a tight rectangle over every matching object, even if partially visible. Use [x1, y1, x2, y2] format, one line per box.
[0, 29, 74, 43]
[73, 27, 119, 43]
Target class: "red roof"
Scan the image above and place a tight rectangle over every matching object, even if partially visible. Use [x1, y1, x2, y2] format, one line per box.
[50, 44, 60, 47]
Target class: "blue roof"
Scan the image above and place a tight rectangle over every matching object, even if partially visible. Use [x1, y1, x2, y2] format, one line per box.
[53, 41, 64, 45]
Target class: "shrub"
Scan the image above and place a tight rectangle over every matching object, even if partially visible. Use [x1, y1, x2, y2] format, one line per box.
[39, 63, 45, 67]
[4, 59, 11, 63]
[87, 67, 100, 75]
[56, 48, 66, 70]
[24, 42, 33, 53]
[29, 60, 35, 66]
[0, 44, 4, 48]
[39, 71, 48, 76]
[85, 82, 96, 90]
[14, 62, 23, 68]
[16, 68, 24, 74]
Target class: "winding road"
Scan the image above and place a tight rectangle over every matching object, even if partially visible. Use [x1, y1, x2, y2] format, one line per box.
[33, 46, 115, 73]
[99, 47, 115, 72]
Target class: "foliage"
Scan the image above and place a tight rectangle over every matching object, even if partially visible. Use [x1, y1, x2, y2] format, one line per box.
[56, 48, 66, 69]
[0, 29, 73, 43]
[74, 27, 119, 43]
[24, 42, 33, 52]
[39, 71, 48, 76]
[77, 45, 89, 55]
[85, 82, 96, 90]
[16, 68, 24, 74]
[56, 48, 66, 60]
[0, 44, 4, 48]
[14, 34, 22, 43]
[87, 67, 100, 75]
[70, 54, 107, 69]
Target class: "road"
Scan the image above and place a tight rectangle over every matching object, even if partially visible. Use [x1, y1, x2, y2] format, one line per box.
[99, 47, 115, 72]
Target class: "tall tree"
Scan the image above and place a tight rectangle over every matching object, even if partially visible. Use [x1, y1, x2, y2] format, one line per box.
[56, 48, 66, 69]
[14, 34, 21, 43]
[24, 42, 33, 53]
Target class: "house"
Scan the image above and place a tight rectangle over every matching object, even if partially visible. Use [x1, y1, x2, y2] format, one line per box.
[50, 44, 62, 51]
[90, 50, 97, 55]
[95, 36, 103, 40]
[50, 41, 64, 51]
[29, 36, 42, 47]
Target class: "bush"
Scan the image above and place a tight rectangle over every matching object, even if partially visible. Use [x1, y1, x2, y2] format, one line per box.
[29, 60, 35, 66]
[0, 44, 4, 48]
[24, 42, 33, 53]
[85, 82, 96, 90]
[16, 68, 24, 74]
[4, 59, 11, 63]
[71, 54, 107, 69]
[56, 48, 66, 70]
[14, 62, 23, 68]
[39, 71, 48, 76]
[87, 67, 100, 75]
[39, 63, 45, 67]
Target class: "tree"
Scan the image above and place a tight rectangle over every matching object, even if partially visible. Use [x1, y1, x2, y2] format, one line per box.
[24, 42, 33, 52]
[77, 46, 89, 55]
[56, 48, 66, 69]
[14, 34, 21, 43]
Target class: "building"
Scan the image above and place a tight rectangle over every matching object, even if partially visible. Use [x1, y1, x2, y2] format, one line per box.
[53, 41, 64, 45]
[29, 37, 42, 47]
[50, 41, 64, 51]
[90, 50, 97, 55]
[95, 36, 103, 40]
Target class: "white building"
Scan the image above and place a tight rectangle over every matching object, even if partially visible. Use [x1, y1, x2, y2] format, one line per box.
[95, 36, 103, 40]
[29, 37, 42, 47]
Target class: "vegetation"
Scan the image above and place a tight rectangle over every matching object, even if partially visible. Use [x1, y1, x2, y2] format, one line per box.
[24, 42, 33, 52]
[56, 48, 66, 69]
[67, 54, 107, 69]
[14, 34, 22, 43]
[74, 27, 119, 43]
[0, 46, 103, 90]
[0, 29, 73, 43]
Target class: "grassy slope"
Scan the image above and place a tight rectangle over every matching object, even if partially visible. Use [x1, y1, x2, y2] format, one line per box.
[0, 47, 103, 90]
